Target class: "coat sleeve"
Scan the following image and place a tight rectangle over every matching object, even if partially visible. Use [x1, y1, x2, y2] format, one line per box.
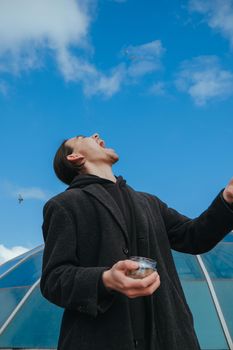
[157, 190, 233, 254]
[40, 199, 114, 317]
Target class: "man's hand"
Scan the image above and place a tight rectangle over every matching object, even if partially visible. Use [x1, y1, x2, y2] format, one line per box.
[102, 260, 160, 298]
[223, 178, 233, 204]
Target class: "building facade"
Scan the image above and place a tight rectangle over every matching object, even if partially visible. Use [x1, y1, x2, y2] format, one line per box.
[0, 234, 233, 349]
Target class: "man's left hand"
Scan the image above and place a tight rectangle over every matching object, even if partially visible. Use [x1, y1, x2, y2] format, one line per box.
[223, 178, 233, 204]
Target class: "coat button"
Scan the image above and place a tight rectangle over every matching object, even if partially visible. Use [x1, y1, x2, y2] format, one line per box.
[123, 247, 129, 255]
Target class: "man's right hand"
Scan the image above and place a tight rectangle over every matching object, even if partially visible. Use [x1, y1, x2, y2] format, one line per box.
[102, 260, 160, 298]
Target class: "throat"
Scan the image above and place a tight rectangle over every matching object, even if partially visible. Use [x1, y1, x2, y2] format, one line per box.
[83, 164, 116, 183]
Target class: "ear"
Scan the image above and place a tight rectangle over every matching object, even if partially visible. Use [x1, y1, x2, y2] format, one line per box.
[66, 153, 85, 165]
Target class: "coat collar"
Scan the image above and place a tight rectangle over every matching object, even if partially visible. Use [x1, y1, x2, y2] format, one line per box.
[82, 184, 129, 246]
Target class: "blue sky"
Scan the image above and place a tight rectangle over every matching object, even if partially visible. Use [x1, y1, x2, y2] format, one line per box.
[0, 0, 233, 262]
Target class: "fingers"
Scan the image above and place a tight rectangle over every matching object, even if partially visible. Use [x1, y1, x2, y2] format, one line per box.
[223, 180, 233, 203]
[129, 271, 159, 289]
[104, 260, 161, 298]
[115, 260, 139, 271]
[119, 270, 158, 289]
[118, 271, 160, 297]
[103, 260, 139, 291]
[125, 274, 161, 298]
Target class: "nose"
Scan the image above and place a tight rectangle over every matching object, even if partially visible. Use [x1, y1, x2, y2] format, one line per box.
[92, 133, 100, 140]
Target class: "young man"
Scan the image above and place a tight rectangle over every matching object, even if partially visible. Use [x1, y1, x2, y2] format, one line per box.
[41, 133, 233, 350]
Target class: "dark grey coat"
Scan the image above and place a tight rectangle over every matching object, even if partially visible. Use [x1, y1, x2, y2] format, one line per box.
[40, 182, 233, 350]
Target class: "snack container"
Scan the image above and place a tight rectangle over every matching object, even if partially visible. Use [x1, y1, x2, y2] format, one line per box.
[127, 256, 157, 279]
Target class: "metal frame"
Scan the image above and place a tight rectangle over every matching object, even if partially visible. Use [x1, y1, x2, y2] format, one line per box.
[197, 254, 233, 350]
[0, 279, 40, 336]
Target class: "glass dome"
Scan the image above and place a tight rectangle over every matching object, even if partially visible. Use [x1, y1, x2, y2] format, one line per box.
[0, 234, 233, 349]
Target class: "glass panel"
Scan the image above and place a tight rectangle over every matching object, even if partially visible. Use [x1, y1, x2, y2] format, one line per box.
[0, 287, 63, 349]
[202, 243, 233, 278]
[0, 286, 30, 326]
[172, 251, 204, 279]
[213, 281, 233, 342]
[0, 251, 43, 288]
[182, 281, 229, 350]
[2, 268, 228, 349]
[0, 256, 24, 277]
[0, 245, 44, 278]
[173, 252, 229, 349]
[223, 232, 233, 242]
[202, 242, 233, 340]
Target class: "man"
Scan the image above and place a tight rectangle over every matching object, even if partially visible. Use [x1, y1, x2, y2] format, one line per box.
[41, 133, 233, 350]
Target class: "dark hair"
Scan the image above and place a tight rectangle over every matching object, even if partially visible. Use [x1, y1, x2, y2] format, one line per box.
[53, 139, 84, 185]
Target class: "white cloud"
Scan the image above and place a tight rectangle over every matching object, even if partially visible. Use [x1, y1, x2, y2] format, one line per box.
[175, 56, 233, 105]
[128, 61, 160, 78]
[56, 48, 126, 97]
[0, 0, 123, 97]
[125, 40, 165, 78]
[189, 0, 233, 47]
[149, 81, 167, 96]
[83, 64, 126, 97]
[58, 39, 165, 95]
[0, 0, 91, 74]
[0, 0, 165, 97]
[15, 187, 49, 200]
[2, 181, 50, 201]
[0, 244, 29, 264]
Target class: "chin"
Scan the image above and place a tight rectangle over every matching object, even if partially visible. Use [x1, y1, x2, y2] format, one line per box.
[112, 155, 119, 164]
[107, 149, 119, 163]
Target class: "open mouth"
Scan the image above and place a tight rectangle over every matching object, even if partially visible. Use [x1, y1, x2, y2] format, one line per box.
[99, 140, 105, 148]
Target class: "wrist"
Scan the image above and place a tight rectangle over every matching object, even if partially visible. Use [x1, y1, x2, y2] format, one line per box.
[102, 270, 112, 291]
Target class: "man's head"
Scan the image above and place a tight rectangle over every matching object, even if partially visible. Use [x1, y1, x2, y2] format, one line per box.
[53, 133, 119, 185]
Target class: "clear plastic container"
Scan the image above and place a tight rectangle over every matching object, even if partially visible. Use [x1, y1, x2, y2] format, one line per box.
[127, 256, 157, 279]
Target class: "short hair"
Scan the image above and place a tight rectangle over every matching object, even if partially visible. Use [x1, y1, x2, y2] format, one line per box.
[53, 139, 85, 185]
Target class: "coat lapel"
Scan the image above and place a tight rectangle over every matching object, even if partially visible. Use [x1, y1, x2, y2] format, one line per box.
[82, 185, 129, 246]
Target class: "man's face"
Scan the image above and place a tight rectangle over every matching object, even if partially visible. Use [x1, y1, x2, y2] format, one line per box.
[65, 133, 119, 166]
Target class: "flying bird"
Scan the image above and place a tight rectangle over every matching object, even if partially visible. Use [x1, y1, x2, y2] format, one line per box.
[18, 194, 24, 204]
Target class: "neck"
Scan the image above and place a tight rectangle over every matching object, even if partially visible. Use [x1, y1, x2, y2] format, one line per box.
[82, 163, 116, 183]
